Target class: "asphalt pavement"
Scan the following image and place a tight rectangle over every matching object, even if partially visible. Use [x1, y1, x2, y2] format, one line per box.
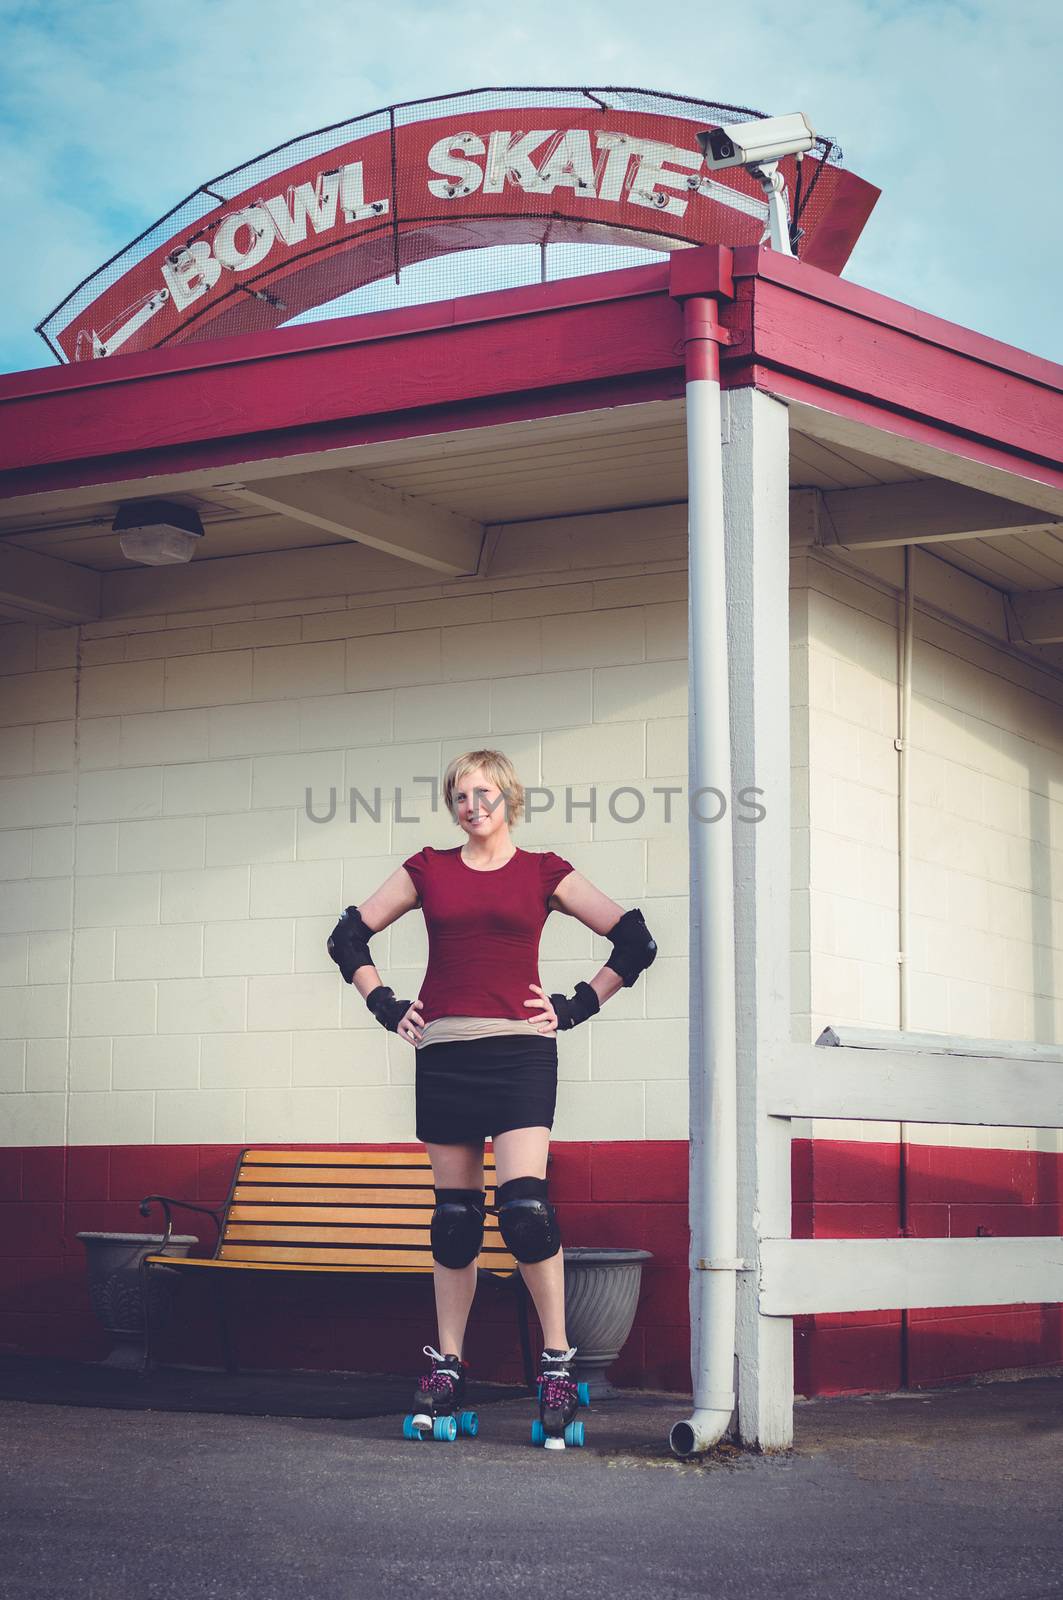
[2, 1371, 1061, 1599]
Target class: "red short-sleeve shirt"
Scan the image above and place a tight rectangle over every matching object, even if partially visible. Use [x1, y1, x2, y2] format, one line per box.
[400, 845, 575, 1026]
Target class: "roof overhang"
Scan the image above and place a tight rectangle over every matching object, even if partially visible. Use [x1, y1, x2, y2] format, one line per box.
[2, 246, 1063, 505]
[3, 243, 1063, 637]
[3, 243, 1062, 508]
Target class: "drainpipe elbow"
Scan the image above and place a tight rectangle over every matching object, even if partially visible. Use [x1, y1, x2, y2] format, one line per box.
[669, 1403, 735, 1458]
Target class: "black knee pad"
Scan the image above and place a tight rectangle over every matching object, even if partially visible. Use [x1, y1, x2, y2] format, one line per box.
[495, 1176, 561, 1265]
[430, 1188, 486, 1268]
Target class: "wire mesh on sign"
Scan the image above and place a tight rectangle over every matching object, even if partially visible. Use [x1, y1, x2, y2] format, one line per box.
[36, 87, 848, 364]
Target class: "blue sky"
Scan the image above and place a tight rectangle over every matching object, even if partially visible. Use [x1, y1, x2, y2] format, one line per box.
[1, 0, 1060, 374]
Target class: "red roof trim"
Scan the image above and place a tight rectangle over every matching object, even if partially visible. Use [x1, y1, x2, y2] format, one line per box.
[0, 371, 686, 502]
[756, 365, 1063, 497]
[0, 263, 672, 403]
[740, 268, 1062, 469]
[733, 244, 1062, 388]
[1, 244, 1061, 500]
[0, 292, 686, 479]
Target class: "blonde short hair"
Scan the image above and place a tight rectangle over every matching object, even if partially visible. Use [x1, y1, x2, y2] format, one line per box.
[443, 749, 524, 827]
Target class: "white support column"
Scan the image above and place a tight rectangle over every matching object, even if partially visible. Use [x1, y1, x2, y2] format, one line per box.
[725, 386, 795, 1449]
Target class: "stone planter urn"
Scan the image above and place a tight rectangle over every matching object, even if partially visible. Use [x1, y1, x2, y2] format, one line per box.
[562, 1246, 653, 1398]
[77, 1232, 198, 1370]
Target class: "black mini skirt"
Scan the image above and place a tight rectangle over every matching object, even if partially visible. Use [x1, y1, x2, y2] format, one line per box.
[414, 1032, 558, 1145]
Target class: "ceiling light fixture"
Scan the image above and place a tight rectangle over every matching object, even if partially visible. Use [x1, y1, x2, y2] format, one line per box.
[112, 500, 205, 566]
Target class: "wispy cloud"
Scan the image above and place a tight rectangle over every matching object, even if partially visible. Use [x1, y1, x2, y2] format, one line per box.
[2, 0, 1060, 372]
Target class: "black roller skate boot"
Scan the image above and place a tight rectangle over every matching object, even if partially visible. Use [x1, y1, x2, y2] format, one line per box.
[402, 1345, 479, 1443]
[532, 1346, 590, 1451]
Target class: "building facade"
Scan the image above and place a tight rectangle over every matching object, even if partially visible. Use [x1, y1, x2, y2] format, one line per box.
[2, 245, 1062, 1400]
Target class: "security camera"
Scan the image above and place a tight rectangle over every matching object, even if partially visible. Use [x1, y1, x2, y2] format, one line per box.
[696, 113, 815, 171]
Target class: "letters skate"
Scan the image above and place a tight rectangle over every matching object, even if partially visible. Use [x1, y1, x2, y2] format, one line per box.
[402, 1345, 479, 1442]
[532, 1346, 590, 1451]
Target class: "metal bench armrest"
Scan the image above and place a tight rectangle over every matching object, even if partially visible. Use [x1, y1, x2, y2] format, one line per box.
[139, 1194, 224, 1251]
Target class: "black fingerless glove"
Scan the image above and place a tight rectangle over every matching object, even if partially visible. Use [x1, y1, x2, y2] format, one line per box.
[365, 984, 414, 1033]
[549, 980, 601, 1031]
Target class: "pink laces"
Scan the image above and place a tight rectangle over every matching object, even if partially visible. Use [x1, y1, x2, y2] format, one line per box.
[539, 1345, 578, 1408]
[541, 1375, 577, 1408]
[420, 1343, 460, 1392]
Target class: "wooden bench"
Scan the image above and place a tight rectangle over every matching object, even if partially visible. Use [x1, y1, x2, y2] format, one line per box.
[139, 1147, 536, 1387]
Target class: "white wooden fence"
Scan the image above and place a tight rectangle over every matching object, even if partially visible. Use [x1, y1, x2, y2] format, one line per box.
[758, 1025, 1063, 1321]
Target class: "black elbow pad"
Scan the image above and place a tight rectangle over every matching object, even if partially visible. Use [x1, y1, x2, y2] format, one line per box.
[604, 907, 658, 988]
[326, 904, 376, 984]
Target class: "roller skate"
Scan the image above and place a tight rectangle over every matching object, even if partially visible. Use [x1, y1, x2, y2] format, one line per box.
[531, 1346, 590, 1451]
[402, 1345, 479, 1443]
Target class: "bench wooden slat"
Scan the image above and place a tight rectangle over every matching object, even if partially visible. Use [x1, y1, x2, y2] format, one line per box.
[216, 1244, 512, 1267]
[234, 1169, 500, 1189]
[231, 1184, 499, 1204]
[230, 1187, 437, 1208]
[228, 1205, 503, 1229]
[240, 1150, 496, 1168]
[232, 1183, 443, 1203]
[145, 1255, 513, 1276]
[225, 1224, 504, 1247]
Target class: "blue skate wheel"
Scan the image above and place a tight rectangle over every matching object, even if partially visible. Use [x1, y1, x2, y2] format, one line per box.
[577, 1382, 590, 1407]
[434, 1415, 458, 1442]
[564, 1420, 585, 1449]
[459, 1410, 479, 1438]
[402, 1414, 424, 1441]
[531, 1419, 545, 1446]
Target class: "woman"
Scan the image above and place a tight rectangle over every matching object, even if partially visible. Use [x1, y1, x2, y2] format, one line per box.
[326, 748, 657, 1447]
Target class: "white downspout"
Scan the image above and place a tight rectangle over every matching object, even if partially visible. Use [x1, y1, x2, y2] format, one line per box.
[670, 291, 740, 1458]
[898, 544, 913, 1031]
[898, 545, 914, 1381]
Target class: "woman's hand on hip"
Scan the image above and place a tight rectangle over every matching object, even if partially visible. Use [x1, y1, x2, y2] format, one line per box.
[399, 999, 424, 1044]
[524, 983, 559, 1035]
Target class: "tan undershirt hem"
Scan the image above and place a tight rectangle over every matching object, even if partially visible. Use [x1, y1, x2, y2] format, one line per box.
[416, 1015, 540, 1048]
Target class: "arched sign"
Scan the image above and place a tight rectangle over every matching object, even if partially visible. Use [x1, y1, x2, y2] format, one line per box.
[41, 92, 879, 362]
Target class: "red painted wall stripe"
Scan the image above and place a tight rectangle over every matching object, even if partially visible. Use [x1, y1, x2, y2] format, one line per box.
[3, 1137, 1060, 1394]
[0, 1141, 692, 1392]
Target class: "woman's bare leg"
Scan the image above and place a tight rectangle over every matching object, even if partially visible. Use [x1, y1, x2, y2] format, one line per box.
[425, 1139, 484, 1357]
[492, 1126, 568, 1349]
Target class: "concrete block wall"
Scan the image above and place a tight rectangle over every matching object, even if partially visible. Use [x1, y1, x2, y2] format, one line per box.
[11, 525, 1061, 1158]
[791, 543, 1063, 1162]
[8, 501, 1060, 1391]
[789, 541, 1063, 1393]
[0, 511, 690, 1152]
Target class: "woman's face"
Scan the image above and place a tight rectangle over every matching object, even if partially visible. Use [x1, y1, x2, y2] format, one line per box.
[453, 768, 509, 842]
